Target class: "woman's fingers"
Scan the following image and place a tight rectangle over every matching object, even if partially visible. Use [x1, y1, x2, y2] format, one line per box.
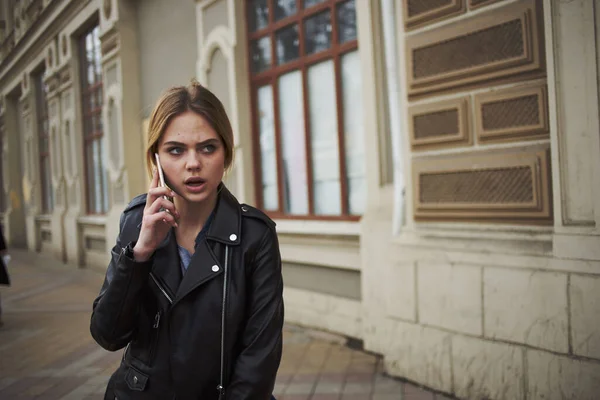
[146, 186, 175, 208]
[147, 196, 178, 217]
[150, 210, 178, 228]
[150, 166, 159, 189]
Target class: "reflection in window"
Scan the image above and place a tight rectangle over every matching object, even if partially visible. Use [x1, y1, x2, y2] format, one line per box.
[251, 36, 272, 73]
[274, 0, 297, 21]
[304, 11, 332, 55]
[36, 71, 53, 213]
[341, 51, 365, 214]
[257, 86, 279, 211]
[279, 71, 308, 214]
[304, 0, 326, 8]
[246, 0, 362, 218]
[80, 24, 108, 214]
[248, 0, 269, 32]
[276, 24, 299, 65]
[337, 0, 357, 44]
[308, 61, 341, 215]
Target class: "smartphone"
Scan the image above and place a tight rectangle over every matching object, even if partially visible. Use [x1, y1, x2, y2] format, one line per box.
[154, 153, 172, 212]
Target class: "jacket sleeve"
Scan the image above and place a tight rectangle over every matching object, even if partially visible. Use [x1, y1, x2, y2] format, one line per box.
[226, 226, 284, 400]
[90, 212, 152, 351]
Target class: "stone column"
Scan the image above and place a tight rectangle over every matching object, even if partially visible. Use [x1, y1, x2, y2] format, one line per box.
[100, 0, 145, 257]
[58, 26, 85, 265]
[18, 73, 40, 251]
[45, 39, 68, 261]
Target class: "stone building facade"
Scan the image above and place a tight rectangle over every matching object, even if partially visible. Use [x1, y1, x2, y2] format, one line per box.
[0, 0, 598, 398]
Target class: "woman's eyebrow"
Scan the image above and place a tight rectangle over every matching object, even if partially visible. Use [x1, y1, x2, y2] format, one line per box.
[162, 138, 219, 147]
[162, 140, 186, 147]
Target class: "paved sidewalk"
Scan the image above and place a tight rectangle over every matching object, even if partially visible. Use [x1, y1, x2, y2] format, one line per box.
[0, 249, 450, 400]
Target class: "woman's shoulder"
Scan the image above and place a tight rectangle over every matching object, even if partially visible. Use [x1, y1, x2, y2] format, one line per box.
[239, 203, 276, 239]
[124, 193, 147, 213]
[240, 203, 275, 228]
[118, 193, 146, 230]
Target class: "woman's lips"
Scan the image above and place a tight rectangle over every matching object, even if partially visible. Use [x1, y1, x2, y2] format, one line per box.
[184, 179, 206, 193]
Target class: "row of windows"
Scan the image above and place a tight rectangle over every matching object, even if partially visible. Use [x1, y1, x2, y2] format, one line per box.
[15, 0, 363, 220]
[27, 25, 106, 215]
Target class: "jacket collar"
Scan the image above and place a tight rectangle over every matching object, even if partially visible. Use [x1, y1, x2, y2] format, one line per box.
[205, 183, 241, 246]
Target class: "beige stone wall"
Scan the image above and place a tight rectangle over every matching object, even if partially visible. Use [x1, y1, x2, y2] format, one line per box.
[136, 0, 197, 118]
[360, 0, 600, 398]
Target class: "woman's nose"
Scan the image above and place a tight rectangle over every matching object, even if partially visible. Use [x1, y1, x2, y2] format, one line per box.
[185, 153, 202, 170]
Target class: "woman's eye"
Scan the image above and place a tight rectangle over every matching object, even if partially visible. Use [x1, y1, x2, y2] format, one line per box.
[167, 147, 183, 155]
[201, 145, 216, 153]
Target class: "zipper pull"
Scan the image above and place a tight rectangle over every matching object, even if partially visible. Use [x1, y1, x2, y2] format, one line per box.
[153, 311, 161, 329]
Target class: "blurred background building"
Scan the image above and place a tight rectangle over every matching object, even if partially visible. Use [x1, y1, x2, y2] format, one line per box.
[0, 0, 599, 398]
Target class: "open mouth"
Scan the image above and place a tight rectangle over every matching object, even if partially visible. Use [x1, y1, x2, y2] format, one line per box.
[184, 177, 206, 188]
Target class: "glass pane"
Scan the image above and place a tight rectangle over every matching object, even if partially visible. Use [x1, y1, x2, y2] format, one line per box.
[248, 0, 269, 32]
[45, 157, 54, 212]
[251, 36, 272, 73]
[304, 11, 332, 55]
[86, 142, 95, 212]
[275, 24, 299, 65]
[278, 70, 308, 215]
[87, 64, 95, 86]
[341, 51, 365, 215]
[257, 85, 278, 211]
[304, 0, 326, 8]
[99, 139, 108, 213]
[93, 139, 102, 213]
[337, 0, 357, 44]
[274, 0, 297, 21]
[308, 60, 340, 215]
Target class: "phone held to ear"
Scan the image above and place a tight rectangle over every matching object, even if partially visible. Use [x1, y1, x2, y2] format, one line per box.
[155, 153, 172, 213]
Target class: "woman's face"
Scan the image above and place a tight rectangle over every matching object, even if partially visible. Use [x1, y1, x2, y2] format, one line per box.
[157, 110, 226, 205]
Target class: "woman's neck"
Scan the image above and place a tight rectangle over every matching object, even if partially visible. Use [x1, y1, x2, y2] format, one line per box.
[174, 190, 218, 235]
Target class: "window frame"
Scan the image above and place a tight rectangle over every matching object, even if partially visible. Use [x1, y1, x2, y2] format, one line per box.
[34, 69, 53, 214]
[246, 0, 360, 221]
[78, 24, 108, 215]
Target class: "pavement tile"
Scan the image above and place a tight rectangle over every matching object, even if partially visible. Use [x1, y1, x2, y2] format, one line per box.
[372, 394, 403, 400]
[314, 380, 343, 394]
[292, 373, 319, 383]
[285, 382, 315, 395]
[345, 372, 373, 383]
[281, 395, 310, 400]
[311, 395, 341, 400]
[36, 376, 85, 400]
[374, 375, 404, 394]
[343, 382, 373, 394]
[341, 394, 371, 400]
[404, 383, 435, 400]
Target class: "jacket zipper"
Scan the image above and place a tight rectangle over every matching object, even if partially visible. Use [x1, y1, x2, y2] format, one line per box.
[149, 272, 173, 304]
[217, 245, 229, 400]
[149, 310, 161, 363]
[148, 273, 171, 366]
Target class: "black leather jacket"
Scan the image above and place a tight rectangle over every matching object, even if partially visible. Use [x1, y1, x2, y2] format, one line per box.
[90, 186, 284, 400]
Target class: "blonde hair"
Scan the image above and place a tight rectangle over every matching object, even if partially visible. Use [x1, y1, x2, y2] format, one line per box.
[145, 80, 234, 178]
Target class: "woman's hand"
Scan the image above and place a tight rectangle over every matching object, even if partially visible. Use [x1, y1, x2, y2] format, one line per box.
[132, 168, 179, 262]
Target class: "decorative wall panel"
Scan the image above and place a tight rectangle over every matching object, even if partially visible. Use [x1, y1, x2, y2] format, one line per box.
[412, 146, 551, 222]
[470, 0, 504, 10]
[474, 82, 548, 143]
[403, 0, 466, 30]
[409, 97, 471, 150]
[406, 0, 544, 97]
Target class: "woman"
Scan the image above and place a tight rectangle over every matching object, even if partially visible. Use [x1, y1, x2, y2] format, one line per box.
[0, 224, 9, 327]
[90, 81, 284, 399]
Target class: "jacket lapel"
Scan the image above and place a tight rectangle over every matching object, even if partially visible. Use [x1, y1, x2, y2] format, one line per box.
[150, 229, 181, 302]
[174, 239, 223, 304]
